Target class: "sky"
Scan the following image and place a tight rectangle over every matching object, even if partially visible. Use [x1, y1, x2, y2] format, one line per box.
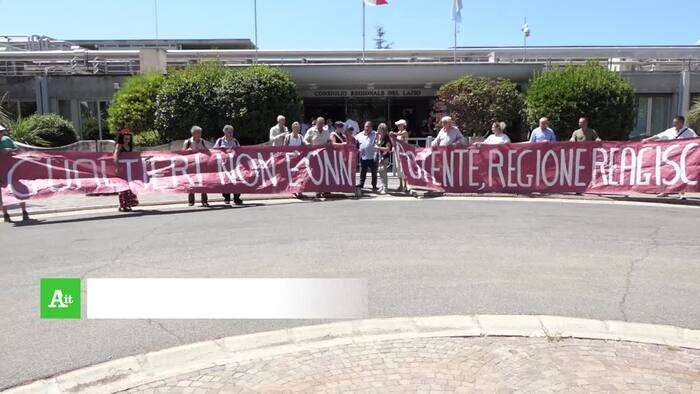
[1, 0, 699, 50]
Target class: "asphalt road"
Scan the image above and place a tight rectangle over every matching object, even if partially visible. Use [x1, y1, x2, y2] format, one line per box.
[1, 197, 699, 389]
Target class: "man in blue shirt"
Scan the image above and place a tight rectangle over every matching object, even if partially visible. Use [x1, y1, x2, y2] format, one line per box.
[355, 121, 378, 192]
[529, 117, 557, 143]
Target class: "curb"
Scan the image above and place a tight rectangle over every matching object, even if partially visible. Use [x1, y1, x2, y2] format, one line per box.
[5, 315, 700, 393]
[8, 192, 700, 218]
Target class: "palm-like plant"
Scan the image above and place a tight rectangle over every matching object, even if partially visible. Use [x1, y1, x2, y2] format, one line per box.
[0, 93, 49, 147]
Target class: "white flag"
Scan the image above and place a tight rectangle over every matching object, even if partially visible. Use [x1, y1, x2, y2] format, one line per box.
[452, 0, 463, 23]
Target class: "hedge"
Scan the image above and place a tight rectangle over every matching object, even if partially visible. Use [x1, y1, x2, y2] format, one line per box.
[525, 61, 636, 141]
[22, 114, 78, 147]
[433, 75, 525, 139]
[107, 72, 165, 134]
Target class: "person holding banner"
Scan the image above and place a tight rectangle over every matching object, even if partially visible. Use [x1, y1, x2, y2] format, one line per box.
[642, 116, 697, 142]
[570, 117, 601, 142]
[1, 125, 30, 222]
[374, 123, 393, 194]
[529, 117, 557, 143]
[113, 129, 139, 212]
[391, 119, 409, 191]
[303, 117, 331, 146]
[269, 115, 288, 147]
[284, 122, 305, 147]
[330, 121, 348, 144]
[213, 125, 243, 205]
[356, 121, 379, 192]
[482, 121, 511, 145]
[184, 126, 209, 207]
[304, 117, 332, 198]
[431, 116, 466, 146]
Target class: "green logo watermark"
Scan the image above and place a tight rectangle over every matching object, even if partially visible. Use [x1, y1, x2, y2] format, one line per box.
[40, 278, 81, 319]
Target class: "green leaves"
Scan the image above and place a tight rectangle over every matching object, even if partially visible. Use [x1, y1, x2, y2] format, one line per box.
[18, 114, 77, 147]
[525, 62, 636, 141]
[434, 75, 525, 139]
[107, 72, 165, 134]
[688, 100, 700, 132]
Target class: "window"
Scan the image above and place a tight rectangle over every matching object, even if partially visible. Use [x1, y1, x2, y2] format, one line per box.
[58, 100, 72, 121]
[631, 95, 671, 139]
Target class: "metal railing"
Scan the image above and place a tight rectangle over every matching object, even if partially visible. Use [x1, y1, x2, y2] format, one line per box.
[1, 47, 699, 76]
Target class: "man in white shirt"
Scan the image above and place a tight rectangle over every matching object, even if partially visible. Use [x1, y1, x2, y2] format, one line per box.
[642, 115, 697, 198]
[431, 116, 466, 146]
[345, 116, 360, 137]
[355, 121, 378, 191]
[269, 115, 288, 146]
[303, 117, 331, 146]
[643, 115, 697, 142]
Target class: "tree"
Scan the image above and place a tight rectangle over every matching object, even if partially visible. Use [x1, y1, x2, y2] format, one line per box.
[216, 66, 302, 144]
[154, 62, 231, 141]
[525, 61, 636, 141]
[432, 75, 525, 138]
[107, 72, 165, 134]
[687, 99, 700, 132]
[374, 26, 393, 49]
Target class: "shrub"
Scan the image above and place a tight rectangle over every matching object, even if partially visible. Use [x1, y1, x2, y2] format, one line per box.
[133, 129, 166, 147]
[432, 75, 525, 140]
[154, 62, 231, 141]
[21, 114, 78, 147]
[688, 99, 700, 132]
[525, 61, 636, 141]
[217, 66, 302, 144]
[107, 72, 165, 134]
[5, 118, 49, 147]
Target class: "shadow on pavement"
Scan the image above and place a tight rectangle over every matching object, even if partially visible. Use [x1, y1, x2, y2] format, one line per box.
[10, 203, 265, 227]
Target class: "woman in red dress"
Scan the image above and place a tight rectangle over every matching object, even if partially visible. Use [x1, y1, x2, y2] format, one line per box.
[114, 129, 139, 212]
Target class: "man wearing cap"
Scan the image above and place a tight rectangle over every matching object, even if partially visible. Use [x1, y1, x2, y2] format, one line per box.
[391, 119, 410, 191]
[431, 116, 466, 146]
[0, 125, 30, 222]
[269, 115, 288, 146]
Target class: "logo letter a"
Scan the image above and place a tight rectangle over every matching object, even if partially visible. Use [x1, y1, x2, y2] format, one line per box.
[48, 289, 67, 308]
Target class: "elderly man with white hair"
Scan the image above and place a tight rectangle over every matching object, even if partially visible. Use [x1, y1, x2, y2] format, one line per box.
[431, 116, 466, 146]
[269, 115, 288, 146]
[183, 125, 209, 207]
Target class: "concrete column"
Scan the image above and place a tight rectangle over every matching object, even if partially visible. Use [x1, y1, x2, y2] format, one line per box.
[34, 76, 49, 114]
[139, 48, 167, 74]
[679, 69, 691, 117]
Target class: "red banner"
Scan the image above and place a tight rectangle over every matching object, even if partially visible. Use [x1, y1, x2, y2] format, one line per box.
[394, 139, 700, 194]
[1, 145, 357, 201]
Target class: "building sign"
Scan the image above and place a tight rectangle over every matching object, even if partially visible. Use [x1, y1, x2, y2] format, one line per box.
[302, 88, 435, 98]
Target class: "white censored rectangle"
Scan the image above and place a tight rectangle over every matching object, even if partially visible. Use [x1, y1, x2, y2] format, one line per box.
[87, 278, 368, 319]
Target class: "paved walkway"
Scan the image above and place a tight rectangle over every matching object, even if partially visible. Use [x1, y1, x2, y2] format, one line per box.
[4, 174, 699, 218]
[123, 336, 700, 393]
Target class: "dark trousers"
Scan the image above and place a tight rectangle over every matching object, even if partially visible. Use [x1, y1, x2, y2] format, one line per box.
[358, 159, 378, 189]
[188, 193, 208, 204]
[222, 193, 241, 203]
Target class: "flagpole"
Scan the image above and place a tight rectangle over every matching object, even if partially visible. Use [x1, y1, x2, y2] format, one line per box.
[154, 0, 159, 39]
[453, 17, 457, 63]
[362, 0, 366, 63]
[254, 0, 259, 64]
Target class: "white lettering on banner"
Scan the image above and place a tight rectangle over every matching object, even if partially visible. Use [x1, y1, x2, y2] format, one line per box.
[468, 149, 480, 188]
[517, 149, 533, 187]
[45, 157, 56, 191]
[257, 153, 278, 188]
[170, 156, 190, 187]
[488, 149, 506, 188]
[6, 156, 40, 198]
[680, 143, 698, 185]
[338, 151, 354, 186]
[634, 147, 653, 185]
[234, 153, 259, 187]
[591, 148, 608, 186]
[661, 145, 681, 186]
[194, 153, 203, 187]
[619, 147, 636, 186]
[98, 158, 116, 188]
[305, 151, 324, 185]
[574, 149, 587, 187]
[285, 151, 301, 187]
[452, 149, 468, 187]
[72, 158, 102, 188]
[324, 150, 340, 186]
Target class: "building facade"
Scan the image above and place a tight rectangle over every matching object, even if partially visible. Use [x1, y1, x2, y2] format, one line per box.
[1, 36, 699, 140]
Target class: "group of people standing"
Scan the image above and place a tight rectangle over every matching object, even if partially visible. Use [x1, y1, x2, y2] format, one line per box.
[1, 112, 697, 221]
[268, 114, 411, 194]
